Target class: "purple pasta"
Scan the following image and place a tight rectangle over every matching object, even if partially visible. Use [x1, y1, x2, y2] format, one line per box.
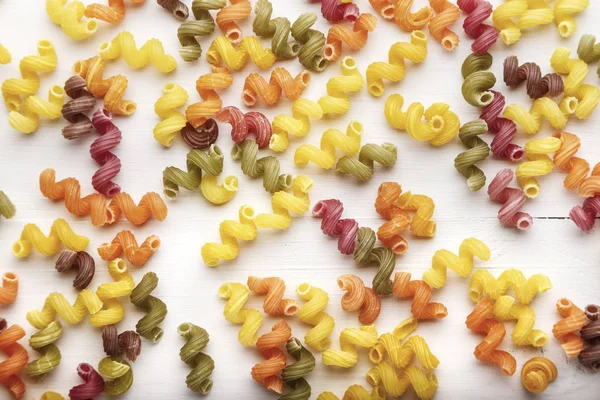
[55, 250, 95, 290]
[180, 120, 219, 149]
[69, 363, 105, 400]
[487, 168, 532, 230]
[570, 196, 600, 232]
[503, 56, 564, 99]
[102, 325, 142, 362]
[90, 108, 122, 197]
[62, 76, 96, 140]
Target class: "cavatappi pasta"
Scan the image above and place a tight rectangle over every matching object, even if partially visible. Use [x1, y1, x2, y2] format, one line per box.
[335, 143, 398, 181]
[457, 0, 500, 55]
[488, 168, 533, 230]
[8, 85, 65, 134]
[247, 276, 298, 317]
[243, 68, 310, 107]
[157, 0, 189, 20]
[317, 0, 360, 22]
[554, 0, 589, 38]
[46, 0, 98, 40]
[98, 356, 133, 396]
[177, 0, 225, 61]
[469, 268, 552, 305]
[370, 332, 439, 371]
[281, 337, 315, 400]
[577, 34, 600, 77]
[130, 272, 167, 343]
[89, 259, 135, 328]
[296, 282, 335, 351]
[252, 320, 291, 394]
[366, 363, 438, 400]
[218, 282, 263, 346]
[253, 0, 304, 59]
[62, 75, 96, 139]
[322, 324, 378, 368]
[492, 295, 549, 347]
[369, 0, 432, 31]
[521, 357, 558, 393]
[290, 12, 328, 71]
[154, 83, 188, 147]
[429, 0, 460, 51]
[369, 316, 416, 364]
[454, 120, 490, 191]
[324, 13, 377, 62]
[503, 55, 564, 99]
[0, 191, 16, 220]
[0, 43, 10, 64]
[186, 65, 232, 129]
[0, 273, 19, 305]
[553, 298, 586, 357]
[55, 250, 96, 290]
[97, 231, 160, 267]
[69, 362, 104, 399]
[27, 289, 103, 329]
[206, 35, 275, 70]
[392, 272, 448, 320]
[99, 31, 177, 73]
[337, 274, 381, 324]
[516, 137, 562, 198]
[0, 323, 28, 399]
[12, 218, 89, 258]
[26, 321, 63, 379]
[178, 323, 215, 394]
[84, 0, 145, 24]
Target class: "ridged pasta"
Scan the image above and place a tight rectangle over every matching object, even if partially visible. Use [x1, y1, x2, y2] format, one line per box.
[206, 35, 275, 70]
[247, 276, 298, 316]
[491, 0, 527, 45]
[577, 34, 600, 77]
[101, 325, 141, 361]
[26, 321, 63, 379]
[584, 304, 600, 321]
[40, 168, 168, 226]
[366, 31, 428, 97]
[335, 143, 398, 181]
[12, 218, 89, 258]
[130, 272, 167, 343]
[0, 273, 18, 305]
[337, 274, 381, 324]
[253, 175, 313, 229]
[553, 298, 586, 357]
[317, 384, 384, 400]
[84, 0, 145, 23]
[217, 282, 263, 346]
[252, 320, 292, 394]
[317, 0, 360, 22]
[422, 238, 490, 289]
[290, 12, 328, 72]
[429, 0, 460, 51]
[253, 0, 302, 59]
[243, 69, 310, 107]
[370, 333, 439, 371]
[27, 290, 103, 329]
[554, 0, 589, 38]
[0, 191, 16, 219]
[366, 363, 438, 400]
[177, 0, 225, 61]
[62, 76, 96, 139]
[571, 196, 600, 232]
[369, 0, 432, 30]
[163, 145, 238, 205]
[157, 0, 189, 19]
[482, 90, 524, 161]
[9, 85, 65, 134]
[178, 323, 214, 394]
[0, 43, 11, 64]
[493, 295, 548, 347]
[98, 356, 133, 396]
[99, 31, 177, 73]
[89, 259, 135, 327]
[454, 119, 490, 191]
[393, 272, 448, 320]
[74, 56, 136, 116]
[295, 121, 362, 170]
[41, 392, 64, 400]
[488, 168, 533, 230]
[521, 357, 558, 393]
[384, 93, 460, 146]
[186, 65, 232, 129]
[0, 323, 28, 399]
[579, 315, 600, 369]
[91, 108, 120, 196]
[461, 52, 495, 107]
[324, 13, 377, 62]
[280, 337, 315, 400]
[457, 0, 500, 55]
[369, 317, 416, 362]
[69, 363, 104, 400]
[55, 250, 95, 290]
[46, 0, 98, 40]
[503, 55, 564, 99]
[504, 96, 579, 135]
[465, 299, 517, 375]
[469, 268, 552, 305]
[322, 324, 378, 368]
[519, 1, 555, 31]
[97, 230, 160, 267]
[181, 120, 219, 149]
[296, 283, 335, 351]
[216, 0, 251, 43]
[153, 83, 188, 147]
[516, 137, 561, 198]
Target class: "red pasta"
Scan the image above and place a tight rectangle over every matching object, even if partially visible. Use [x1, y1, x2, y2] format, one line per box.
[69, 363, 105, 400]
[314, 0, 360, 22]
[392, 272, 447, 320]
[487, 168, 533, 230]
[570, 196, 600, 232]
[457, 0, 499, 55]
[503, 56, 564, 99]
[251, 320, 292, 394]
[90, 108, 122, 197]
[215, 106, 272, 149]
[480, 91, 523, 161]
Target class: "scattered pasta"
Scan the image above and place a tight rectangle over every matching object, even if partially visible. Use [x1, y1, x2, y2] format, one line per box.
[252, 320, 292, 394]
[454, 120, 490, 191]
[243, 68, 310, 107]
[102, 325, 141, 361]
[488, 168, 533, 230]
[469, 268, 552, 305]
[206, 35, 275, 70]
[69, 363, 104, 400]
[457, 0, 499, 54]
[393, 272, 448, 320]
[247, 276, 298, 316]
[13, 218, 89, 258]
[178, 323, 214, 394]
[218, 282, 263, 346]
[521, 357, 558, 393]
[62, 76, 96, 139]
[0, 191, 16, 219]
[503, 55, 564, 99]
[553, 298, 586, 357]
[323, 324, 378, 368]
[89, 259, 135, 327]
[554, 0, 589, 38]
[177, 0, 224, 61]
[281, 337, 315, 400]
[97, 230, 160, 267]
[98, 356, 133, 396]
[153, 83, 188, 147]
[157, 0, 189, 20]
[46, 0, 98, 40]
[0, 273, 18, 305]
[296, 282, 335, 351]
[130, 272, 167, 343]
[55, 250, 96, 290]
[337, 274, 381, 324]
[26, 321, 63, 379]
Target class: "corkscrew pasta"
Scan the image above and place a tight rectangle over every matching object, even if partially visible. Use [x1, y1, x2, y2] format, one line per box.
[553, 298, 586, 357]
[492, 295, 548, 347]
[99, 31, 177, 73]
[216, 0, 251, 43]
[322, 324, 378, 368]
[9, 85, 65, 134]
[369, 317, 416, 363]
[369, 0, 432, 31]
[577, 34, 600, 77]
[337, 274, 381, 324]
[157, 0, 189, 19]
[0, 43, 10, 64]
[55, 250, 95, 290]
[62, 76, 96, 139]
[366, 363, 438, 400]
[90, 107, 122, 196]
[571, 196, 600, 232]
[295, 121, 362, 170]
[504, 96, 579, 135]
[253, 0, 303, 59]
[186, 65, 232, 130]
[454, 120, 490, 191]
[469, 268, 552, 305]
[521, 357, 558, 393]
[89, 259, 135, 327]
[503, 55, 564, 99]
[457, 0, 499, 55]
[488, 168, 533, 230]
[206, 35, 275, 70]
[177, 0, 224, 61]
[102, 325, 141, 361]
[13, 218, 89, 258]
[84, 0, 145, 24]
[178, 323, 215, 394]
[0, 191, 16, 220]
[393, 272, 448, 320]
[252, 320, 292, 394]
[46, 0, 98, 40]
[97, 231, 160, 267]
[370, 333, 439, 371]
[461, 52, 495, 107]
[243, 68, 310, 107]
[218, 282, 263, 346]
[324, 13, 377, 62]
[153, 83, 188, 147]
[253, 174, 313, 229]
[317, 0, 360, 22]
[280, 337, 315, 400]
[26, 321, 63, 379]
[552, 131, 600, 198]
[130, 272, 167, 343]
[429, 0, 460, 51]
[69, 363, 104, 400]
[98, 356, 133, 396]
[491, 0, 527, 45]
[27, 289, 103, 329]
[336, 143, 398, 181]
[296, 282, 335, 351]
[554, 0, 589, 38]
[516, 137, 562, 198]
[0, 323, 28, 399]
[290, 12, 329, 72]
[247, 276, 298, 316]
[0, 273, 18, 305]
[579, 312, 600, 368]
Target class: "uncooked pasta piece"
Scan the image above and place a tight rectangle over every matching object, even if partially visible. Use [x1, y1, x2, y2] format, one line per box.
[324, 13, 377, 62]
[90, 108, 122, 197]
[12, 218, 89, 258]
[503, 56, 564, 99]
[69, 363, 104, 400]
[55, 250, 95, 290]
[585, 304, 600, 321]
[157, 0, 189, 19]
[290, 12, 328, 71]
[243, 68, 310, 106]
[429, 0, 460, 51]
[177, 0, 225, 61]
[322, 324, 378, 368]
[580, 319, 600, 368]
[571, 196, 600, 232]
[247, 276, 298, 316]
[461, 52, 496, 107]
[457, 0, 499, 54]
[102, 325, 141, 361]
[493, 296, 548, 347]
[370, 0, 432, 30]
[186, 65, 232, 129]
[8, 85, 65, 134]
[335, 143, 397, 181]
[89, 258, 135, 327]
[0, 273, 18, 305]
[40, 392, 64, 400]
[181, 120, 219, 149]
[280, 337, 315, 400]
[0, 323, 28, 399]
[552, 131, 593, 194]
[469, 268, 552, 305]
[337, 274, 381, 324]
[99, 31, 177, 73]
[0, 191, 16, 219]
[130, 272, 167, 342]
[316, 0, 360, 22]
[371, 333, 439, 370]
[26, 321, 63, 379]
[516, 137, 562, 198]
[454, 120, 490, 191]
[554, 0, 588, 38]
[553, 298, 586, 357]
[491, 0, 527, 45]
[178, 323, 214, 394]
[252, 320, 291, 394]
[253, 0, 302, 59]
[27, 290, 103, 329]
[366, 363, 438, 400]
[98, 231, 160, 267]
[206, 35, 275, 70]
[62, 76, 96, 139]
[503, 96, 579, 135]
[218, 282, 263, 346]
[46, 0, 98, 40]
[369, 317, 417, 364]
[577, 34, 600, 77]
[98, 356, 133, 396]
[393, 272, 447, 320]
[521, 357, 557, 393]
[153, 83, 188, 147]
[216, 0, 251, 43]
[488, 168, 533, 230]
[296, 283, 335, 351]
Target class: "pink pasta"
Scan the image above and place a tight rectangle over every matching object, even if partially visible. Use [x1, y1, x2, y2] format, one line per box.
[69, 363, 104, 400]
[488, 168, 533, 231]
[480, 91, 523, 162]
[215, 106, 272, 149]
[457, 0, 499, 55]
[313, 199, 358, 255]
[90, 108, 122, 197]
[570, 196, 600, 232]
[313, 0, 360, 22]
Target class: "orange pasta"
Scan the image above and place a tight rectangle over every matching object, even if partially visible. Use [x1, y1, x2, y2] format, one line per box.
[465, 299, 516, 376]
[552, 131, 600, 197]
[0, 273, 18, 305]
[428, 0, 460, 51]
[186, 66, 233, 129]
[247, 276, 298, 317]
[84, 0, 145, 24]
[40, 169, 167, 227]
[97, 231, 160, 267]
[242, 69, 310, 107]
[251, 320, 291, 395]
[392, 272, 447, 320]
[324, 13, 378, 62]
[337, 274, 381, 324]
[370, 0, 433, 31]
[0, 323, 28, 399]
[73, 56, 136, 116]
[216, 0, 251, 44]
[553, 298, 586, 358]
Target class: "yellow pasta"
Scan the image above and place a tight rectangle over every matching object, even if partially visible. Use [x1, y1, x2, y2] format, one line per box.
[217, 282, 263, 346]
[89, 259, 135, 327]
[369, 317, 418, 364]
[13, 218, 89, 258]
[0, 43, 11, 64]
[8, 85, 65, 134]
[317, 385, 385, 400]
[153, 83, 189, 147]
[46, 0, 98, 40]
[317, 56, 364, 116]
[469, 269, 552, 305]
[503, 96, 579, 135]
[554, 0, 589, 38]
[206, 35, 275, 70]
[99, 31, 177, 73]
[294, 121, 362, 169]
[518, 1, 554, 31]
[384, 94, 460, 146]
[322, 324, 378, 368]
[516, 137, 562, 198]
[492, 295, 548, 347]
[366, 31, 427, 97]
[422, 238, 490, 289]
[492, 0, 527, 45]
[254, 175, 312, 230]
[366, 362, 438, 400]
[296, 282, 335, 352]
[370, 334, 439, 371]
[27, 289, 103, 329]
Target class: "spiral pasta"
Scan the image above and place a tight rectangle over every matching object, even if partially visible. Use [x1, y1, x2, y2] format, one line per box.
[317, 0, 360, 22]
[243, 69, 310, 107]
[84, 0, 145, 24]
[97, 230, 160, 267]
[163, 146, 238, 205]
[488, 168, 533, 230]
[74, 56, 136, 116]
[427, 0, 460, 51]
[491, 0, 527, 45]
[324, 13, 377, 62]
[335, 143, 398, 181]
[247, 276, 298, 317]
[457, 0, 499, 55]
[69, 363, 104, 400]
[89, 259, 135, 327]
[26, 321, 63, 379]
[253, 0, 302, 59]
[516, 137, 562, 198]
[454, 120, 490, 191]
[252, 320, 292, 394]
[206, 35, 275, 70]
[571, 196, 600, 232]
[26, 290, 103, 329]
[98, 356, 133, 396]
[101, 325, 141, 361]
[218, 282, 263, 346]
[12, 218, 89, 258]
[370, 333, 439, 371]
[465, 299, 517, 375]
[254, 175, 313, 231]
[90, 107, 121, 197]
[0, 191, 16, 220]
[296, 283, 335, 351]
[0, 273, 18, 305]
[461, 52, 495, 107]
[186, 65, 232, 130]
[366, 31, 428, 97]
[553, 297, 586, 357]
[99, 31, 177, 73]
[469, 269, 552, 305]
[8, 85, 65, 134]
[0, 323, 28, 399]
[281, 337, 315, 400]
[55, 250, 95, 290]
[422, 238, 490, 289]
[369, 0, 432, 30]
[40, 168, 168, 227]
[317, 385, 384, 400]
[393, 272, 448, 320]
[577, 34, 600, 77]
[157, 0, 189, 19]
[504, 96, 578, 135]
[521, 357, 558, 393]
[177, 0, 225, 61]
[580, 314, 600, 369]
[503, 55, 564, 99]
[130, 272, 167, 343]
[291, 12, 329, 72]
[62, 76, 96, 139]
[46, 0, 98, 40]
[153, 83, 188, 147]
[322, 324, 378, 368]
[366, 363, 438, 400]
[554, 0, 588, 38]
[295, 121, 362, 170]
[0, 43, 10, 64]
[493, 295, 548, 347]
[178, 323, 214, 394]
[369, 317, 416, 362]
[337, 274, 381, 325]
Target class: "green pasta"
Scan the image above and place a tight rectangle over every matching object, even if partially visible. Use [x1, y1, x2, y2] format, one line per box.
[454, 119, 490, 192]
[354, 227, 395, 295]
[232, 140, 292, 193]
[26, 321, 63, 379]
[290, 12, 328, 72]
[177, 0, 226, 61]
[335, 143, 397, 181]
[98, 356, 133, 396]
[178, 322, 215, 395]
[577, 34, 600, 77]
[253, 0, 300, 59]
[130, 272, 167, 343]
[0, 191, 16, 219]
[280, 337, 315, 400]
[163, 145, 225, 199]
[461, 52, 496, 107]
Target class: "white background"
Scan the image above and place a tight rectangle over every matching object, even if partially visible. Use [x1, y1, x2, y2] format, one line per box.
[1, 0, 599, 398]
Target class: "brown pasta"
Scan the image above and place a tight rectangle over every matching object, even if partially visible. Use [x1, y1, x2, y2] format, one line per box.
[180, 120, 219, 150]
[102, 325, 142, 362]
[157, 0, 189, 20]
[580, 318, 600, 369]
[585, 304, 600, 321]
[62, 76, 97, 140]
[55, 250, 96, 290]
[503, 56, 564, 99]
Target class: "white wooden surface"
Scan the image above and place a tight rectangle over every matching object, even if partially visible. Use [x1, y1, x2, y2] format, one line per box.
[1, 1, 599, 398]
